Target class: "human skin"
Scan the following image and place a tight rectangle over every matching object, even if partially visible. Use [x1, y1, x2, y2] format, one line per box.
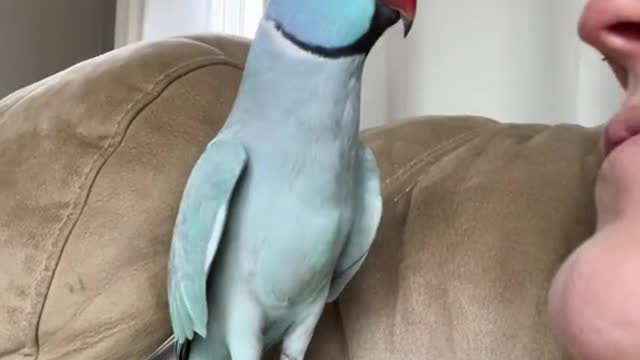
[548, 0, 640, 359]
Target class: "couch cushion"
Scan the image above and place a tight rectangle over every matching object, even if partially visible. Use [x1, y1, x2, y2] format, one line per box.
[0, 34, 250, 360]
[329, 118, 604, 359]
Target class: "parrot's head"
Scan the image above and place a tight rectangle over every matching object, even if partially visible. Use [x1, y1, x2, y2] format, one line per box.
[265, 0, 416, 57]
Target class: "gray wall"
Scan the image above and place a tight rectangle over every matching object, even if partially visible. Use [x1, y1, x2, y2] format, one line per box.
[0, 0, 116, 98]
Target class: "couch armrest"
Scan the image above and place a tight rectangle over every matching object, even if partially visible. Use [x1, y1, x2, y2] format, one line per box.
[0, 34, 250, 360]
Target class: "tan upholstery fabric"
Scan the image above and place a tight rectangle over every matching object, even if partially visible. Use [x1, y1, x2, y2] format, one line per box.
[334, 119, 603, 359]
[0, 35, 250, 360]
[0, 33, 605, 360]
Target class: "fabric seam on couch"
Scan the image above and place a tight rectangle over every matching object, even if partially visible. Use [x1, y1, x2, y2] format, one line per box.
[0, 78, 58, 125]
[382, 131, 484, 203]
[175, 36, 250, 69]
[28, 55, 244, 360]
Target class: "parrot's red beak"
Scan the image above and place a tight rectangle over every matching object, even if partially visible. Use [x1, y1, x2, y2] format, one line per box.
[382, 0, 417, 37]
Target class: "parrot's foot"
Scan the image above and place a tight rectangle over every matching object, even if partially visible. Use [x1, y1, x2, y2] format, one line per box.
[279, 297, 326, 360]
[280, 353, 297, 360]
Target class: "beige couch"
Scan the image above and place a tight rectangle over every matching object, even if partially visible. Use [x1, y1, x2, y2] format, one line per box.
[0, 34, 604, 360]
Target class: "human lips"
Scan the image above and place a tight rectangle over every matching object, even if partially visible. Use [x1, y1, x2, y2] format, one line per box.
[604, 105, 640, 155]
[603, 60, 640, 155]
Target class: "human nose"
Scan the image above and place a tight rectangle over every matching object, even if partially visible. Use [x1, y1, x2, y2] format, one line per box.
[578, 0, 640, 88]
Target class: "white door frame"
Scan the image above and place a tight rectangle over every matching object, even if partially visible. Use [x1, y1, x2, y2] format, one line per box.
[114, 0, 145, 47]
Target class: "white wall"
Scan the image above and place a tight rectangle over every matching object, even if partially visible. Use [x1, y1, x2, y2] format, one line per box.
[141, 0, 211, 42]
[361, 28, 395, 129]
[364, 0, 624, 127]
[0, 0, 116, 98]
[117, 0, 626, 128]
[131, 0, 263, 44]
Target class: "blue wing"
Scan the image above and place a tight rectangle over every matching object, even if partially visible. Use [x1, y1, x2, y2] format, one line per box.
[167, 137, 248, 344]
[328, 143, 383, 302]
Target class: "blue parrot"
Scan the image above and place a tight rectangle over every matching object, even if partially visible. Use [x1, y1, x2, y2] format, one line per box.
[166, 0, 416, 359]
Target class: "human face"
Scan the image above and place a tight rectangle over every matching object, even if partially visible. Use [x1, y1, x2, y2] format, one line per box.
[548, 1, 640, 359]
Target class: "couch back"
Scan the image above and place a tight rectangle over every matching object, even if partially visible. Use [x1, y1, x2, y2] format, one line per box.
[0, 35, 251, 360]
